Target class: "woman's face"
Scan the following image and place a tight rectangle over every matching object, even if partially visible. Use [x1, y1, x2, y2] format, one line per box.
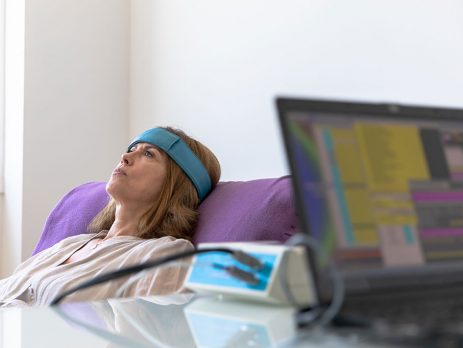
[106, 142, 168, 207]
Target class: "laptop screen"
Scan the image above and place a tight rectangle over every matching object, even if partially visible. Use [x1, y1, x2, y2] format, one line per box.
[277, 98, 463, 300]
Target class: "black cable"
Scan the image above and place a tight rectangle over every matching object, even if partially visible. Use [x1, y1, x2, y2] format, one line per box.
[284, 233, 345, 327]
[51, 247, 262, 306]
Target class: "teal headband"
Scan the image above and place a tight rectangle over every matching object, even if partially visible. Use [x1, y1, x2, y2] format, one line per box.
[127, 128, 212, 201]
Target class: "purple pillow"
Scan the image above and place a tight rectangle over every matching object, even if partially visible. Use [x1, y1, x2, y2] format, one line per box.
[194, 176, 297, 244]
[32, 176, 297, 255]
[33, 182, 110, 255]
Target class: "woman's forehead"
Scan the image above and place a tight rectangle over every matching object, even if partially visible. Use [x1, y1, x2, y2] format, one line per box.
[130, 142, 165, 155]
[133, 142, 156, 149]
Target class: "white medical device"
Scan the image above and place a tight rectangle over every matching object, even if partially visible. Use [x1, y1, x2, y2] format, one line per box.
[184, 242, 318, 306]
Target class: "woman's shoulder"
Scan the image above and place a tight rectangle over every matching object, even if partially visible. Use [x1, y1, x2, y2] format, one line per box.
[142, 236, 193, 248]
[127, 237, 193, 262]
[57, 232, 100, 246]
[134, 236, 194, 255]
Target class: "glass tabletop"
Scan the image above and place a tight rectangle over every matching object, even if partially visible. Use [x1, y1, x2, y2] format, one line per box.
[0, 294, 404, 348]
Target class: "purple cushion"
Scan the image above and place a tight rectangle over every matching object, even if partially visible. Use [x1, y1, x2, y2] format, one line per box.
[32, 182, 110, 255]
[32, 176, 297, 255]
[194, 176, 297, 244]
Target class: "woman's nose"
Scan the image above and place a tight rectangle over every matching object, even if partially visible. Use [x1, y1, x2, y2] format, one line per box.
[120, 152, 131, 165]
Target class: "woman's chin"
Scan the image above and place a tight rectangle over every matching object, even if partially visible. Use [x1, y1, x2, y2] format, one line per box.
[106, 180, 118, 196]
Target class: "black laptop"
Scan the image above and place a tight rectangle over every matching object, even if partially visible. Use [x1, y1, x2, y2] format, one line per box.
[277, 97, 463, 335]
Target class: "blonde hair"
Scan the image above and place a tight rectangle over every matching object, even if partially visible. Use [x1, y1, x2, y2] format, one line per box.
[88, 127, 221, 241]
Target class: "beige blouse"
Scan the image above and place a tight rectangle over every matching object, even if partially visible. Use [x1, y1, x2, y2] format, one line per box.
[0, 231, 194, 307]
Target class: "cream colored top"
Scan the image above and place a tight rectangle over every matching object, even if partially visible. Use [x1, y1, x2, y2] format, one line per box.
[0, 231, 193, 307]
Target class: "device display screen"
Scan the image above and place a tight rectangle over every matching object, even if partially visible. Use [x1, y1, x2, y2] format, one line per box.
[282, 106, 463, 298]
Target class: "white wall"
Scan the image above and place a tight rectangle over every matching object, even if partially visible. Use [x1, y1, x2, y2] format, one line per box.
[2, 0, 26, 277]
[1, 0, 130, 276]
[0, 0, 4, 265]
[130, 0, 463, 181]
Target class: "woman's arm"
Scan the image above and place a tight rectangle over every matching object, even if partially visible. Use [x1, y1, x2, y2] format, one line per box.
[123, 238, 194, 298]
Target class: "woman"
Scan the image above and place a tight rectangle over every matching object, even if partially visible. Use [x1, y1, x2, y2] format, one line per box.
[0, 126, 221, 307]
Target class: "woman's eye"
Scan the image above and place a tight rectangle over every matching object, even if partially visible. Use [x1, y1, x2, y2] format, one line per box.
[144, 151, 153, 157]
[128, 146, 136, 153]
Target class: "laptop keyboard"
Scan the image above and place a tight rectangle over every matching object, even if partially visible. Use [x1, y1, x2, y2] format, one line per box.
[341, 288, 463, 331]
[347, 299, 463, 327]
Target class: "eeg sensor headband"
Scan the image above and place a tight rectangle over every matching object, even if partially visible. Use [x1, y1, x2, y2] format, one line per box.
[127, 127, 212, 201]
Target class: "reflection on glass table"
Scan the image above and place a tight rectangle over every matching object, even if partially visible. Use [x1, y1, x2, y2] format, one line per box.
[53, 294, 403, 348]
[55, 294, 298, 348]
[184, 297, 297, 347]
[55, 294, 302, 348]
[55, 293, 194, 348]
